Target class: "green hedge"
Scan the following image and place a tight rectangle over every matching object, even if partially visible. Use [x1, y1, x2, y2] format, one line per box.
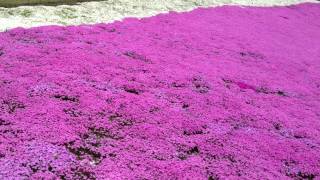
[0, 0, 99, 7]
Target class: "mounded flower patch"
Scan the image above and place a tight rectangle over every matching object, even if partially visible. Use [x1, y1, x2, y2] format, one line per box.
[0, 3, 319, 179]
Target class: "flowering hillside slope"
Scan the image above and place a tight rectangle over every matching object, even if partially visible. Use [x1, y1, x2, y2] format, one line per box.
[0, 3, 319, 179]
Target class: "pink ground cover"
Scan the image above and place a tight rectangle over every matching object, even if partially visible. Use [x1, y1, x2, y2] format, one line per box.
[0, 3, 320, 179]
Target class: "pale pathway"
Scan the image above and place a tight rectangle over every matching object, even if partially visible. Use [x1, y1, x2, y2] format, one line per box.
[0, 0, 318, 31]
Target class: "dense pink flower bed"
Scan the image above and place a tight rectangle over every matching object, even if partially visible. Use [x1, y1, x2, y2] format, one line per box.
[0, 3, 320, 179]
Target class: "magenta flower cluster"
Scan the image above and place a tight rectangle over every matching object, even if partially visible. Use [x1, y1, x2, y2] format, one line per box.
[0, 3, 319, 179]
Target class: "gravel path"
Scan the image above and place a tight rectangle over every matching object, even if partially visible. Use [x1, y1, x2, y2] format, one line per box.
[0, 0, 318, 31]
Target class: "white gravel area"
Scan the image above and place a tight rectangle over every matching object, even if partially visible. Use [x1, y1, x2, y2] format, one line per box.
[0, 0, 318, 31]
